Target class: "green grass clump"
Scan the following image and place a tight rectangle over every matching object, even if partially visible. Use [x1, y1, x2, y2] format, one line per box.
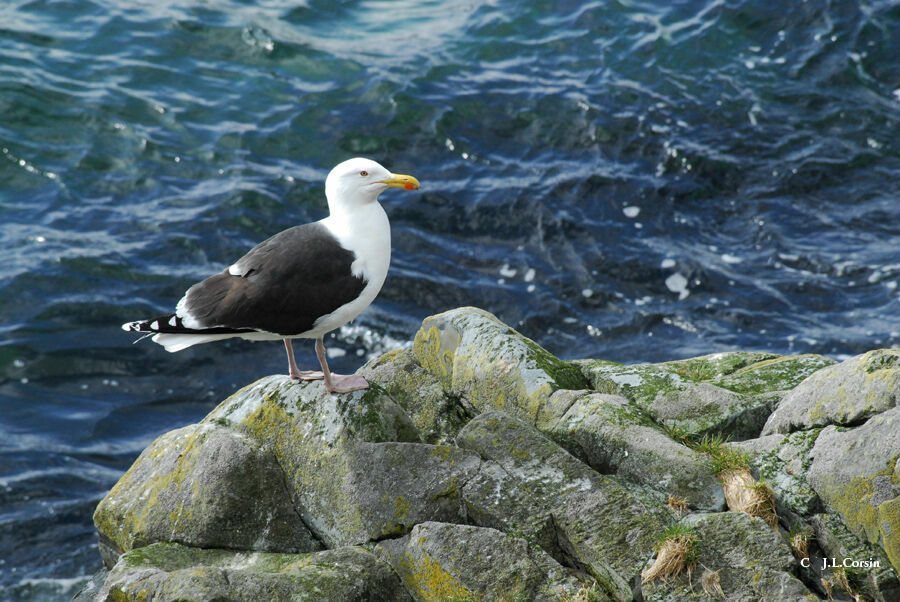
[641, 524, 700, 584]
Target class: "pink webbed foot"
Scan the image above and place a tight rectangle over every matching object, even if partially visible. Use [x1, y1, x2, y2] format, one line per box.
[289, 369, 325, 381]
[324, 373, 369, 394]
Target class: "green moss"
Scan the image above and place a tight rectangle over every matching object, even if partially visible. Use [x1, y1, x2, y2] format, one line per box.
[663, 351, 781, 382]
[865, 351, 899, 373]
[94, 426, 207, 552]
[517, 333, 588, 391]
[713, 354, 836, 396]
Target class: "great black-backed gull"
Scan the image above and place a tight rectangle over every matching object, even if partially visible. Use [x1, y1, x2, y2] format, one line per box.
[122, 158, 420, 393]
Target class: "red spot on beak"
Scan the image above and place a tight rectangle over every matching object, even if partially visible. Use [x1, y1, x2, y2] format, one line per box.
[405, 183, 416, 190]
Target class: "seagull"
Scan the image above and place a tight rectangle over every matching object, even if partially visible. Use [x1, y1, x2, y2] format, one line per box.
[122, 158, 420, 393]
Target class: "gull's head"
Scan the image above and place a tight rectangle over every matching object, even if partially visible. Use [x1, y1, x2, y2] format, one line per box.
[325, 157, 420, 213]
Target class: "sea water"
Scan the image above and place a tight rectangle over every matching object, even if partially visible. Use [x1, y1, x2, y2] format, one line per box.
[1, 0, 898, 597]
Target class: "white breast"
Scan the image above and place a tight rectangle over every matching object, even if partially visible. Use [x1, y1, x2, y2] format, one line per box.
[307, 202, 391, 337]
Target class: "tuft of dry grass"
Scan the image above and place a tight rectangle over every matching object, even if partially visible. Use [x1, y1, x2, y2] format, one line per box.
[701, 568, 725, 599]
[667, 494, 689, 514]
[641, 525, 699, 585]
[831, 567, 852, 596]
[559, 582, 605, 602]
[719, 468, 778, 529]
[790, 529, 810, 561]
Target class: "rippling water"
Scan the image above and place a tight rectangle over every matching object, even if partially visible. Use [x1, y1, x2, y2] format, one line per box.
[1, 0, 898, 597]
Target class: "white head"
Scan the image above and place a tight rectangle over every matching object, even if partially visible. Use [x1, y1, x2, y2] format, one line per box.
[324, 157, 420, 214]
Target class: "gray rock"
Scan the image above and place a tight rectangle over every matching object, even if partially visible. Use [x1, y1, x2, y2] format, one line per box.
[412, 307, 587, 424]
[461, 459, 563, 561]
[661, 351, 783, 380]
[806, 406, 900, 573]
[377, 521, 583, 601]
[576, 360, 687, 403]
[648, 381, 773, 440]
[360, 348, 473, 445]
[545, 391, 724, 511]
[577, 351, 823, 441]
[92, 422, 320, 567]
[206, 374, 420, 445]
[734, 430, 823, 517]
[99, 542, 410, 601]
[72, 569, 108, 601]
[712, 353, 835, 396]
[811, 513, 900, 602]
[203, 375, 482, 547]
[641, 512, 813, 601]
[763, 349, 900, 435]
[458, 411, 671, 601]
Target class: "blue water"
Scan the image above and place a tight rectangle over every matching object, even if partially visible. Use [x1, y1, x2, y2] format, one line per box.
[1, 0, 898, 598]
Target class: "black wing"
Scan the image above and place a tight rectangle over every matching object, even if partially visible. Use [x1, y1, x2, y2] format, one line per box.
[179, 222, 367, 336]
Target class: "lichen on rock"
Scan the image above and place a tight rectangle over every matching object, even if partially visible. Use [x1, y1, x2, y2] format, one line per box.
[99, 542, 411, 601]
[544, 391, 724, 511]
[412, 307, 587, 423]
[360, 347, 474, 445]
[763, 348, 900, 434]
[88, 308, 900, 600]
[641, 512, 813, 601]
[806, 406, 900, 573]
[92, 422, 320, 567]
[377, 522, 581, 601]
[457, 410, 671, 600]
[577, 351, 831, 442]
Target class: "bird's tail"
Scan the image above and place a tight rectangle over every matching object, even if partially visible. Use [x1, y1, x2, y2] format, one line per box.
[122, 314, 251, 352]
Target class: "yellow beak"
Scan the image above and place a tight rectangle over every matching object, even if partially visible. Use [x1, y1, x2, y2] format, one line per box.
[381, 173, 420, 190]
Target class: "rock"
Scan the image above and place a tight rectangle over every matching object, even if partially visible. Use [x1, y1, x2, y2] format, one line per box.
[412, 307, 587, 423]
[204, 375, 482, 547]
[576, 360, 687, 403]
[87, 307, 900, 600]
[377, 522, 583, 601]
[457, 411, 671, 600]
[662, 351, 782, 380]
[712, 354, 836, 396]
[763, 349, 900, 435]
[578, 351, 830, 441]
[72, 569, 108, 601]
[806, 406, 900, 572]
[648, 382, 773, 441]
[206, 374, 419, 445]
[99, 542, 410, 601]
[92, 422, 320, 567]
[734, 430, 823, 517]
[360, 348, 474, 445]
[641, 512, 813, 601]
[811, 513, 900, 602]
[578, 351, 788, 401]
[545, 391, 724, 511]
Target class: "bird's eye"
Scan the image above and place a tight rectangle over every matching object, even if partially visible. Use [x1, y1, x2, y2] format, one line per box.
[359, 170, 368, 177]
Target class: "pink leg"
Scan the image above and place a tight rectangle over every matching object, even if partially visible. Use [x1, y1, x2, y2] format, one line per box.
[284, 339, 324, 380]
[315, 337, 368, 393]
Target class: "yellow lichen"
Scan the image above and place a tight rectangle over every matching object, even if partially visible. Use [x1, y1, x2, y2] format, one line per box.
[828, 474, 882, 544]
[878, 497, 900, 573]
[394, 496, 411, 523]
[413, 325, 456, 389]
[399, 553, 471, 601]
